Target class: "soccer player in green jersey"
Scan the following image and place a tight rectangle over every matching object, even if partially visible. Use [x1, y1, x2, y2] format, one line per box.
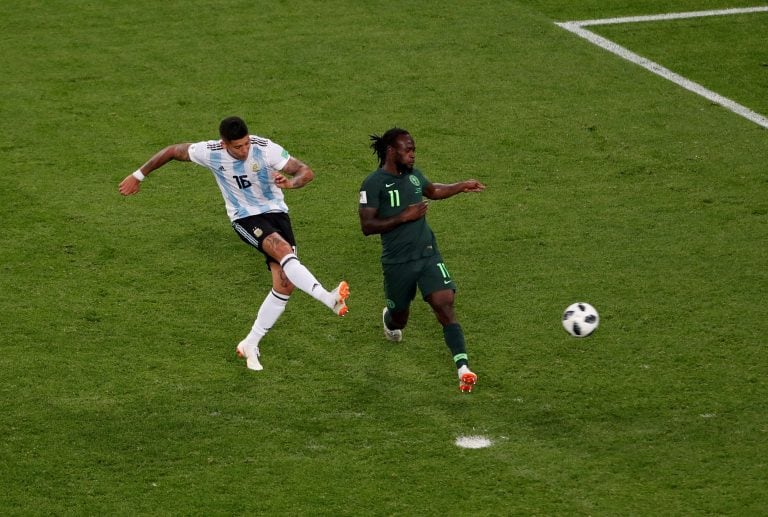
[358, 128, 485, 392]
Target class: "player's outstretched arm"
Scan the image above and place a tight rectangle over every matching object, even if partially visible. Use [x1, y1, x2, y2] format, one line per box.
[118, 143, 192, 196]
[424, 179, 485, 200]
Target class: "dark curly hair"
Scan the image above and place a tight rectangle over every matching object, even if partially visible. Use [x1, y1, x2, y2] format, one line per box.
[369, 128, 410, 167]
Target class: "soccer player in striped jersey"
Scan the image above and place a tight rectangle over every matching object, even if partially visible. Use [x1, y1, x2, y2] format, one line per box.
[358, 128, 485, 392]
[119, 116, 349, 371]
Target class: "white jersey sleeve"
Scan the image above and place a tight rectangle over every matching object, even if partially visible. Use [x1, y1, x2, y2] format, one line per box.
[188, 136, 293, 221]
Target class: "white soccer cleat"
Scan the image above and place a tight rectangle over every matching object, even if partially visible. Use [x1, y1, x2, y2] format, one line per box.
[382, 308, 402, 342]
[236, 340, 263, 371]
[331, 281, 350, 316]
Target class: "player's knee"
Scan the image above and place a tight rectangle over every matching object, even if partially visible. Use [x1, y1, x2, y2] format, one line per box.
[273, 283, 294, 296]
[430, 302, 456, 326]
[264, 234, 293, 261]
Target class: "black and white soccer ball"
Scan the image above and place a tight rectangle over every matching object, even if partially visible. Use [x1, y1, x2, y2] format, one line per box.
[562, 302, 599, 337]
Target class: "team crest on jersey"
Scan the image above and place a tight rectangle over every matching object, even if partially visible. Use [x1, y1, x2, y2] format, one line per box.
[409, 176, 420, 187]
[251, 160, 265, 172]
[253, 228, 263, 238]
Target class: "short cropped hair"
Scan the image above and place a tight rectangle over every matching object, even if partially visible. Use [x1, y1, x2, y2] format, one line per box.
[219, 116, 249, 141]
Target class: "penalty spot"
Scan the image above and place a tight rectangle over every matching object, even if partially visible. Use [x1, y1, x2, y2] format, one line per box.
[455, 435, 493, 449]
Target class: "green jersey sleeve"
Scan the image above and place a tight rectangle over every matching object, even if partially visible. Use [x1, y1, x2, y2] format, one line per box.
[359, 171, 382, 209]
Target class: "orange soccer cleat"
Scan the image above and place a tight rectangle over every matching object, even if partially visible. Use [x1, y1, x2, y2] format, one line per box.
[459, 370, 477, 393]
[332, 281, 350, 316]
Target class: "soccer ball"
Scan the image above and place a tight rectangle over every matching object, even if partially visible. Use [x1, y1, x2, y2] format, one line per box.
[562, 302, 599, 337]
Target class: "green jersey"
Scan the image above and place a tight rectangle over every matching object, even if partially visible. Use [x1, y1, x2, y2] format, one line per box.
[359, 167, 438, 264]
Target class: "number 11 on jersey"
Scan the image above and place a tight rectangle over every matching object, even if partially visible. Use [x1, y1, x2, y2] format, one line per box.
[388, 189, 400, 207]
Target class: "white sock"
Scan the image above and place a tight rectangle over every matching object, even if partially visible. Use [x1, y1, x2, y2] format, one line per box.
[245, 289, 289, 344]
[280, 254, 334, 308]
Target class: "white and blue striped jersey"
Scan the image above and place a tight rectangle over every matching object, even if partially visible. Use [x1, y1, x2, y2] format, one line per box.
[188, 136, 291, 221]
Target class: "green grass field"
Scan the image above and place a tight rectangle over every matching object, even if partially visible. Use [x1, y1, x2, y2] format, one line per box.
[2, 1, 767, 515]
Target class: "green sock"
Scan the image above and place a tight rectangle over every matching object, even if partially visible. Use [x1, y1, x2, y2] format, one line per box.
[384, 309, 394, 330]
[443, 323, 468, 368]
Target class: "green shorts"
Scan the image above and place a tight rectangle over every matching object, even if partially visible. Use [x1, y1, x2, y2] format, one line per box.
[382, 254, 457, 311]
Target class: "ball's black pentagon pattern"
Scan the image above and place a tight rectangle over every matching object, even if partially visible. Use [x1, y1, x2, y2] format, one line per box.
[562, 302, 599, 338]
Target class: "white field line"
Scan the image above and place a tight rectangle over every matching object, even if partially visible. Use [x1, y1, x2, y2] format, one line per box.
[555, 7, 768, 129]
[570, 6, 768, 26]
